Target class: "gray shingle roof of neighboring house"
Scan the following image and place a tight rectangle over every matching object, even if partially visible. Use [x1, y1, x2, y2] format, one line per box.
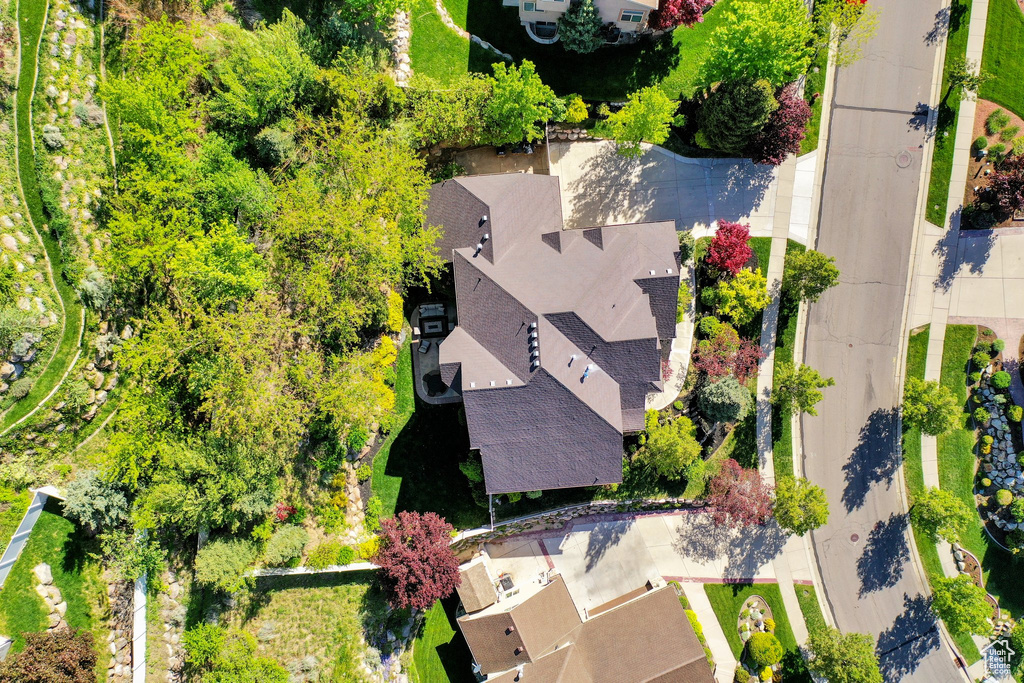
[463, 581, 715, 683]
[427, 174, 680, 494]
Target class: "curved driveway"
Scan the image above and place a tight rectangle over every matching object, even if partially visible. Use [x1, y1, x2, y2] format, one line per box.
[801, 0, 965, 681]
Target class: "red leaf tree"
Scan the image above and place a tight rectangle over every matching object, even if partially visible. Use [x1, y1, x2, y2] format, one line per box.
[706, 221, 753, 276]
[649, 0, 716, 30]
[707, 458, 774, 528]
[749, 85, 812, 166]
[0, 629, 98, 683]
[374, 510, 461, 610]
[693, 324, 765, 383]
[979, 156, 1024, 218]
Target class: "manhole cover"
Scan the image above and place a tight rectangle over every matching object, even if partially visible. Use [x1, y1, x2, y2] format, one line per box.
[850, 533, 860, 543]
[896, 150, 913, 168]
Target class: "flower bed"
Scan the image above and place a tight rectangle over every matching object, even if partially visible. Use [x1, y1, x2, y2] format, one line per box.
[969, 335, 1024, 553]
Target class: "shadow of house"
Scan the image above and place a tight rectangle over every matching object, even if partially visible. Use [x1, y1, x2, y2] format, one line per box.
[842, 408, 900, 513]
[876, 593, 940, 682]
[856, 512, 910, 596]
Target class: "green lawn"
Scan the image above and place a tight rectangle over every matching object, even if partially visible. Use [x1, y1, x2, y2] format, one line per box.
[0, 488, 31, 556]
[703, 582, 797, 658]
[0, 500, 106, 665]
[2, 0, 85, 433]
[793, 583, 826, 634]
[371, 342, 487, 529]
[411, 599, 476, 683]
[418, 0, 768, 100]
[925, 0, 972, 227]
[801, 50, 828, 155]
[902, 327, 930, 502]
[771, 241, 806, 482]
[749, 237, 771, 276]
[980, 0, 1024, 118]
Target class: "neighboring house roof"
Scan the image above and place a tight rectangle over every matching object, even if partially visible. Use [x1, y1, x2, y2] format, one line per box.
[458, 576, 582, 674]
[458, 578, 714, 683]
[457, 559, 498, 614]
[427, 174, 680, 494]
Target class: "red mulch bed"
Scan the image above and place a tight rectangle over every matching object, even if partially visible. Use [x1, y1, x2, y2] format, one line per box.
[963, 100, 1024, 228]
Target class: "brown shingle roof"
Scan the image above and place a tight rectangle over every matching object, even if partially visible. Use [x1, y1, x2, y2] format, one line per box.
[458, 576, 581, 675]
[430, 175, 680, 494]
[456, 560, 497, 614]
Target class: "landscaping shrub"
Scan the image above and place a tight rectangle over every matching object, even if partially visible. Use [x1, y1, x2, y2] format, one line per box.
[1014, 136, 1024, 157]
[306, 540, 343, 570]
[982, 435, 994, 445]
[748, 631, 784, 667]
[698, 376, 752, 423]
[735, 667, 751, 683]
[981, 477, 992, 488]
[263, 525, 308, 566]
[973, 351, 992, 369]
[61, 470, 129, 536]
[996, 489, 1014, 506]
[356, 464, 372, 482]
[41, 124, 65, 149]
[558, 0, 605, 54]
[1011, 497, 1024, 523]
[563, 95, 589, 124]
[673, 400, 685, 411]
[699, 315, 722, 336]
[677, 281, 692, 322]
[0, 629, 97, 682]
[347, 425, 369, 453]
[678, 231, 696, 264]
[972, 394, 982, 405]
[364, 495, 384, 532]
[992, 338, 1005, 353]
[760, 668, 772, 682]
[990, 142, 1007, 158]
[974, 136, 988, 151]
[987, 108, 1011, 135]
[1001, 125, 1020, 142]
[195, 538, 258, 592]
[355, 537, 379, 560]
[992, 371, 1012, 389]
[975, 341, 993, 355]
[970, 371, 982, 384]
[8, 378, 31, 400]
[337, 545, 356, 565]
[1009, 405, 1023, 422]
[973, 406, 991, 425]
[763, 617, 775, 632]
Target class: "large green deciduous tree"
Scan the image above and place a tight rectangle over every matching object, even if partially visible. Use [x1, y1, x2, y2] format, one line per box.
[772, 360, 835, 417]
[602, 86, 679, 158]
[902, 377, 961, 436]
[773, 477, 829, 536]
[910, 487, 972, 544]
[931, 574, 993, 636]
[812, 0, 880, 68]
[696, 79, 778, 154]
[485, 60, 559, 145]
[782, 249, 840, 303]
[701, 0, 813, 87]
[806, 627, 883, 683]
[640, 416, 702, 480]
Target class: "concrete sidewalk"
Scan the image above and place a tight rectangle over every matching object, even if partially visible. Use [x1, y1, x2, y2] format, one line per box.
[682, 584, 739, 682]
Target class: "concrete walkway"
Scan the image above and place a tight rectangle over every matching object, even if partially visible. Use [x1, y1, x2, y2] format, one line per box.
[682, 584, 739, 681]
[647, 264, 696, 410]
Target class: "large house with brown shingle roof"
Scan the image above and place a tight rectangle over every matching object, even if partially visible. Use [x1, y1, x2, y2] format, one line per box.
[425, 174, 680, 495]
[453, 560, 714, 682]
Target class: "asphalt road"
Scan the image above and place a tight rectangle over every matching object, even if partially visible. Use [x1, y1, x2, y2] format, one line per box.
[801, 1, 966, 681]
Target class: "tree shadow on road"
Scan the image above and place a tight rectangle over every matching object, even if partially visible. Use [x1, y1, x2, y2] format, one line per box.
[841, 408, 900, 513]
[856, 512, 910, 596]
[583, 519, 634, 571]
[876, 593, 940, 681]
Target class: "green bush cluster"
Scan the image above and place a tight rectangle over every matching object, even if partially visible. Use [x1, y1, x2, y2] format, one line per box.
[1000, 125, 1020, 142]
[1010, 497, 1024, 523]
[996, 489, 1014, 506]
[747, 631, 784, 667]
[973, 351, 992, 369]
[981, 477, 992, 488]
[356, 464, 372, 482]
[987, 108, 1011, 135]
[262, 525, 308, 566]
[305, 540, 356, 569]
[992, 338, 1005, 353]
[734, 668, 751, 683]
[974, 136, 988, 151]
[1009, 405, 1023, 422]
[970, 371, 982, 384]
[992, 371, 1012, 389]
[973, 406, 991, 424]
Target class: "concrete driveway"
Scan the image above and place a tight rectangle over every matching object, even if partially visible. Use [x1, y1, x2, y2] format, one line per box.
[547, 140, 779, 234]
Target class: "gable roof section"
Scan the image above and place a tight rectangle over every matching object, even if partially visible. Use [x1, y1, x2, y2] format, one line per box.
[457, 559, 497, 614]
[458, 576, 581, 675]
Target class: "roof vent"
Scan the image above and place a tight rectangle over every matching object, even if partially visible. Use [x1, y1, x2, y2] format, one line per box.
[531, 359, 540, 369]
[529, 339, 539, 349]
[506, 379, 513, 385]
[531, 350, 540, 359]
[490, 380, 496, 387]
[569, 354, 577, 366]
[514, 647, 524, 656]
[666, 268, 672, 274]
[583, 363, 595, 380]
[529, 331, 538, 341]
[506, 626, 516, 635]
[528, 322, 537, 330]
[649, 269, 656, 275]
[475, 243, 483, 254]
[469, 382, 476, 388]
[480, 215, 488, 226]
[482, 233, 490, 242]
